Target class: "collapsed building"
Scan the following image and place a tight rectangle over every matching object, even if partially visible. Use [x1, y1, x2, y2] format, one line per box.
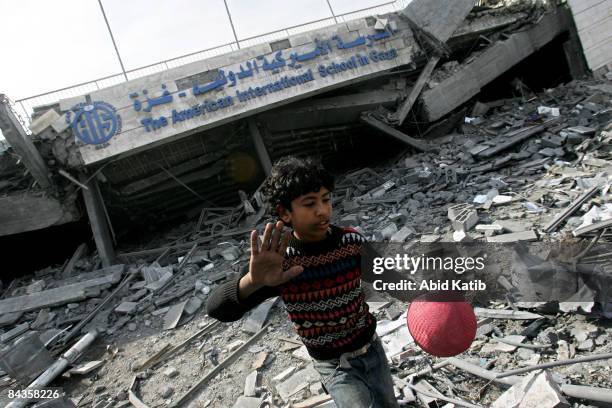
[0, 0, 611, 407]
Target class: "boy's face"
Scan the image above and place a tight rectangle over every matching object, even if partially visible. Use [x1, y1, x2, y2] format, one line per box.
[279, 187, 332, 242]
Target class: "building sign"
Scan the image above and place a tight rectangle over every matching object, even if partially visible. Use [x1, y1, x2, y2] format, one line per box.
[125, 29, 398, 135]
[67, 101, 121, 146]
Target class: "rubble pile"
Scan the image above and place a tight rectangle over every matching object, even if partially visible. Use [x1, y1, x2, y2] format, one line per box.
[0, 77, 611, 407]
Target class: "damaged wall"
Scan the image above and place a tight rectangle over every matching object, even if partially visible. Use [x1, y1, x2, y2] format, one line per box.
[566, 0, 612, 76]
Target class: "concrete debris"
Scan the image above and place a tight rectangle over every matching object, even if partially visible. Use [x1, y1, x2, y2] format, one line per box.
[491, 370, 569, 408]
[68, 360, 105, 376]
[243, 370, 259, 397]
[2, 3, 612, 407]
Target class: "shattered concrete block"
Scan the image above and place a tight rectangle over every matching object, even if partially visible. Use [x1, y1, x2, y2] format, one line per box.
[29, 109, 60, 135]
[141, 263, 172, 284]
[339, 214, 358, 227]
[566, 126, 595, 135]
[26, 280, 46, 294]
[160, 386, 174, 399]
[447, 203, 473, 220]
[69, 360, 105, 375]
[451, 208, 479, 232]
[273, 367, 296, 383]
[390, 226, 415, 243]
[492, 195, 513, 204]
[232, 396, 263, 408]
[475, 224, 503, 232]
[276, 365, 319, 401]
[184, 297, 203, 315]
[374, 223, 398, 241]
[163, 367, 179, 378]
[0, 322, 30, 343]
[145, 271, 173, 291]
[541, 133, 565, 148]
[538, 147, 565, 157]
[537, 106, 560, 117]
[243, 297, 278, 334]
[227, 340, 244, 352]
[491, 370, 568, 408]
[292, 345, 311, 361]
[469, 144, 490, 156]
[487, 230, 538, 243]
[452, 230, 470, 242]
[244, 370, 259, 397]
[420, 234, 440, 243]
[114, 302, 138, 315]
[472, 101, 490, 117]
[221, 246, 242, 261]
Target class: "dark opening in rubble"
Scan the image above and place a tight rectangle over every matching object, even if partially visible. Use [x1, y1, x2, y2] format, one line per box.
[479, 36, 573, 101]
[0, 221, 92, 279]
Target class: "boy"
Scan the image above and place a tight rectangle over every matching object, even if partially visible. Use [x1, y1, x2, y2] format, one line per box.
[206, 156, 399, 408]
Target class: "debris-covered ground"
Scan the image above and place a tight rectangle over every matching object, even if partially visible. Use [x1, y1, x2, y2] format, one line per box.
[1, 76, 611, 408]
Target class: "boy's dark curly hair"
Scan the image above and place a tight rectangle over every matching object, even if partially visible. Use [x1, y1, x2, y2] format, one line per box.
[262, 156, 334, 216]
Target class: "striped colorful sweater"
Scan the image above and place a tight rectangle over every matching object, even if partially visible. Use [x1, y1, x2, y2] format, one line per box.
[206, 225, 376, 360]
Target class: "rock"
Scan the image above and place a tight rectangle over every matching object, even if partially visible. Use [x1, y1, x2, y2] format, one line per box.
[164, 367, 179, 378]
[127, 323, 137, 331]
[220, 246, 242, 261]
[390, 226, 415, 243]
[232, 396, 263, 408]
[160, 386, 174, 399]
[494, 335, 526, 353]
[374, 223, 398, 241]
[556, 340, 572, 360]
[273, 367, 296, 383]
[26, 280, 46, 294]
[577, 339, 595, 352]
[115, 302, 138, 315]
[184, 297, 203, 315]
[244, 370, 259, 397]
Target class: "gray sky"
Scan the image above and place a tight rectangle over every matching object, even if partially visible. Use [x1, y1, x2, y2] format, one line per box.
[0, 0, 393, 101]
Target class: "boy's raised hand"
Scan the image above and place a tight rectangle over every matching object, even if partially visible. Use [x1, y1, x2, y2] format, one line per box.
[245, 221, 304, 289]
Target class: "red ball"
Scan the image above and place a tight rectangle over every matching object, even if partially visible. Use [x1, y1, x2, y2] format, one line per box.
[407, 292, 477, 357]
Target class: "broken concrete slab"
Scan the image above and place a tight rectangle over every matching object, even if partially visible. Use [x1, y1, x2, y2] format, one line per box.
[243, 370, 259, 397]
[491, 370, 569, 408]
[273, 367, 296, 383]
[0, 311, 23, 328]
[114, 302, 138, 315]
[450, 208, 478, 232]
[232, 396, 263, 408]
[276, 364, 319, 401]
[486, 230, 538, 243]
[0, 265, 123, 315]
[494, 335, 526, 353]
[390, 226, 415, 243]
[162, 300, 187, 331]
[242, 297, 278, 334]
[0, 322, 30, 343]
[184, 297, 203, 315]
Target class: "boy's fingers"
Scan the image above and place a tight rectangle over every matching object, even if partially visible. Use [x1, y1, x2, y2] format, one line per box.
[250, 230, 259, 255]
[282, 266, 304, 282]
[278, 230, 291, 255]
[261, 223, 273, 250]
[270, 221, 283, 252]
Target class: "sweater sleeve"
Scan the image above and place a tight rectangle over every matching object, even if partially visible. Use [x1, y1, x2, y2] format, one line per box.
[205, 267, 280, 322]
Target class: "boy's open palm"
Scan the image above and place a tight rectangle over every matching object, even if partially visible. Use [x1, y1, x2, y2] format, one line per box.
[249, 221, 304, 287]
